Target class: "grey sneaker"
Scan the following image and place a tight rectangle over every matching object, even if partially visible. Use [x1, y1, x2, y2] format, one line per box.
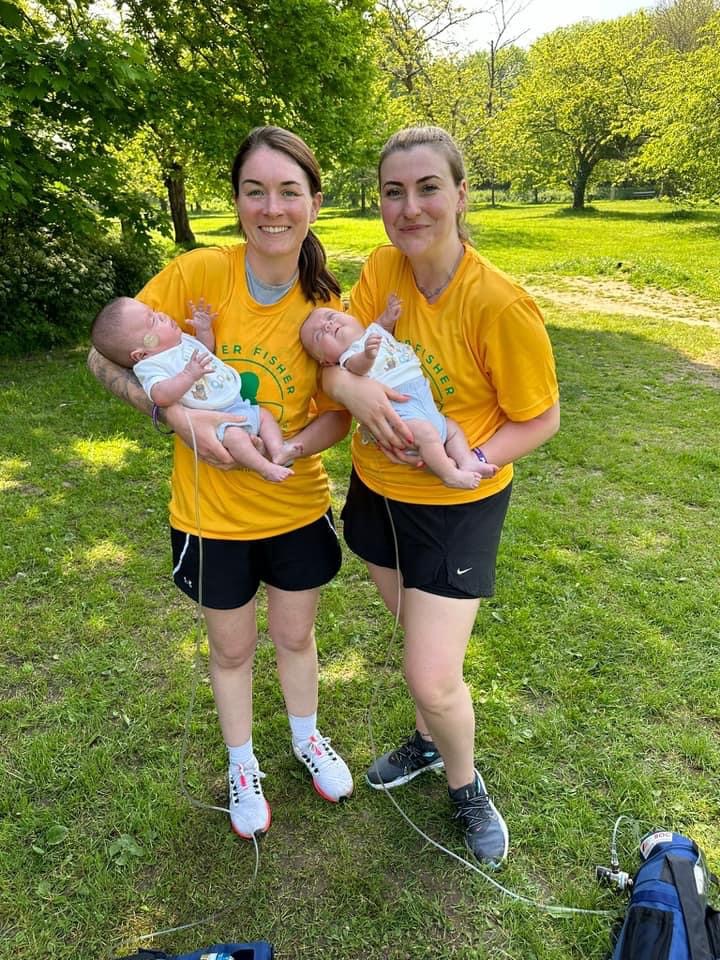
[366, 730, 445, 790]
[449, 769, 508, 868]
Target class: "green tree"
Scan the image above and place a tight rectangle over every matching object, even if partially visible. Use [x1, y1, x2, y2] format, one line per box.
[651, 0, 719, 51]
[370, 0, 527, 197]
[116, 0, 378, 243]
[0, 2, 170, 354]
[494, 14, 668, 208]
[635, 11, 720, 199]
[374, 0, 480, 97]
[0, 0, 155, 233]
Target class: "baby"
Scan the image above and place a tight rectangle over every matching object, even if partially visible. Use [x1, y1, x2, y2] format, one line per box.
[91, 297, 301, 482]
[300, 296, 497, 489]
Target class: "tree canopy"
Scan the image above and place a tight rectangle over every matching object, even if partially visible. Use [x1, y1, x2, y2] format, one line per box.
[8, 0, 720, 233]
[635, 10, 720, 200]
[492, 14, 668, 208]
[0, 1, 155, 233]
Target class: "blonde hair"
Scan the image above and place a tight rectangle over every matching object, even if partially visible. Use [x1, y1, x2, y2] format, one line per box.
[379, 126, 470, 243]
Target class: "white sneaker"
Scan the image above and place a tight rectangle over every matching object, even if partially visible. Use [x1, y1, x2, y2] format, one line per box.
[292, 732, 353, 802]
[228, 759, 271, 839]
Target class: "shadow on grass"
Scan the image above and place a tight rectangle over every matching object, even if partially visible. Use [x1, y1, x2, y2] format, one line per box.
[469, 225, 554, 251]
[3, 318, 720, 960]
[547, 204, 720, 226]
[318, 207, 380, 221]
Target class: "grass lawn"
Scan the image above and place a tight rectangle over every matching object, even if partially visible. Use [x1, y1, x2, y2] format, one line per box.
[193, 199, 720, 301]
[2, 202, 719, 959]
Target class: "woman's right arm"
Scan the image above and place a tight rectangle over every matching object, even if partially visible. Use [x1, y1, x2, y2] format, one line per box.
[321, 364, 414, 450]
[88, 346, 152, 415]
[87, 347, 238, 468]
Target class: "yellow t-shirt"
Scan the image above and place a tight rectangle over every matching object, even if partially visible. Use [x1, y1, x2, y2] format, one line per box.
[349, 244, 559, 505]
[137, 244, 342, 539]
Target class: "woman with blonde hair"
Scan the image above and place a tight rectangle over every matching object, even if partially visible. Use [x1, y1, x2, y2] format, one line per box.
[325, 126, 560, 866]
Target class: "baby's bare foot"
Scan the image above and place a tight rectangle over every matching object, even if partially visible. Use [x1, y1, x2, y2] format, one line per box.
[261, 463, 294, 483]
[456, 455, 498, 478]
[273, 441, 303, 467]
[442, 469, 482, 490]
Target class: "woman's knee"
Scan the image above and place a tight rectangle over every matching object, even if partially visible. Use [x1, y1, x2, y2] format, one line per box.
[406, 672, 466, 716]
[208, 634, 257, 670]
[271, 626, 316, 655]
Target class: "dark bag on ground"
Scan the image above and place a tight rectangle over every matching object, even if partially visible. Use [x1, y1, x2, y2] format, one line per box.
[115, 941, 274, 960]
[611, 831, 720, 960]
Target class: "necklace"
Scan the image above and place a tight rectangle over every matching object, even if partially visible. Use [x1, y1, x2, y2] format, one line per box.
[415, 247, 464, 301]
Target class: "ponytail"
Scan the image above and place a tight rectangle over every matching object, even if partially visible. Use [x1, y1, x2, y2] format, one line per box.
[299, 231, 341, 304]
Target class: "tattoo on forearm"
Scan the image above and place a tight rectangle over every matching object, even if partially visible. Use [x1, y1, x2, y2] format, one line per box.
[87, 348, 152, 415]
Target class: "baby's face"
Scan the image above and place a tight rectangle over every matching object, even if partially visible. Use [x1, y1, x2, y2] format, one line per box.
[301, 308, 364, 365]
[127, 300, 182, 356]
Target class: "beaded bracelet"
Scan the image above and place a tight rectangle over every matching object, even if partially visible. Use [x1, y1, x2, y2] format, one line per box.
[472, 446, 487, 463]
[151, 404, 174, 435]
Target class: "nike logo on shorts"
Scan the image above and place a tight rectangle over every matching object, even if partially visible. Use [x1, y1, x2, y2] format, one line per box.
[456, 567, 472, 575]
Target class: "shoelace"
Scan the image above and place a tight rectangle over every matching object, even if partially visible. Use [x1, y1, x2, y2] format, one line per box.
[305, 734, 337, 766]
[390, 735, 435, 767]
[452, 791, 493, 830]
[231, 763, 266, 799]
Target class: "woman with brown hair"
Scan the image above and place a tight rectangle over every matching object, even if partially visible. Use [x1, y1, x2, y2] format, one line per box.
[88, 126, 354, 839]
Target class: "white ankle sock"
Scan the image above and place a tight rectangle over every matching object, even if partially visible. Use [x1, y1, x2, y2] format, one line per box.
[288, 712, 317, 745]
[227, 738, 254, 768]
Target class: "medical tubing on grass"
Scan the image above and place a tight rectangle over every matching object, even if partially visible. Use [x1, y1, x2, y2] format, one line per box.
[369, 453, 612, 918]
[111, 414, 260, 951]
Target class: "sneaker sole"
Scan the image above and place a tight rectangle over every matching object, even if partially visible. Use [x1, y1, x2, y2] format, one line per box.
[365, 757, 445, 790]
[311, 780, 354, 804]
[230, 802, 272, 840]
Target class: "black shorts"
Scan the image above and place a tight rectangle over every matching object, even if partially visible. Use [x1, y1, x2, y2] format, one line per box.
[170, 509, 342, 610]
[341, 469, 511, 599]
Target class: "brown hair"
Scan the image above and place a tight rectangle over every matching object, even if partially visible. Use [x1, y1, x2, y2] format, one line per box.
[231, 126, 340, 304]
[90, 297, 136, 367]
[378, 126, 470, 243]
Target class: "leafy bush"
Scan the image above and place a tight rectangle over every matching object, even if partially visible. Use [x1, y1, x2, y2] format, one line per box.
[102, 233, 165, 302]
[0, 226, 165, 356]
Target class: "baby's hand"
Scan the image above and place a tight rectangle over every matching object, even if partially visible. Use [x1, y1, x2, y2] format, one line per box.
[377, 293, 401, 332]
[365, 333, 382, 360]
[185, 349, 214, 380]
[188, 298, 217, 333]
[386, 293, 401, 321]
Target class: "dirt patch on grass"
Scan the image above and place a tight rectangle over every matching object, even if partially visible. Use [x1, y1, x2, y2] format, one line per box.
[523, 276, 720, 329]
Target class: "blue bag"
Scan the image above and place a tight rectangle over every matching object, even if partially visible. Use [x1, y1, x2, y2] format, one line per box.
[611, 831, 720, 960]
[115, 941, 273, 960]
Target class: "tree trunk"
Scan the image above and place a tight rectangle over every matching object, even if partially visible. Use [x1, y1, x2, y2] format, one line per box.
[164, 162, 195, 245]
[572, 159, 594, 209]
[360, 180, 366, 214]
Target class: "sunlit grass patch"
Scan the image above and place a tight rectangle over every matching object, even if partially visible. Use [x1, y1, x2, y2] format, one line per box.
[2, 208, 720, 960]
[72, 436, 140, 469]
